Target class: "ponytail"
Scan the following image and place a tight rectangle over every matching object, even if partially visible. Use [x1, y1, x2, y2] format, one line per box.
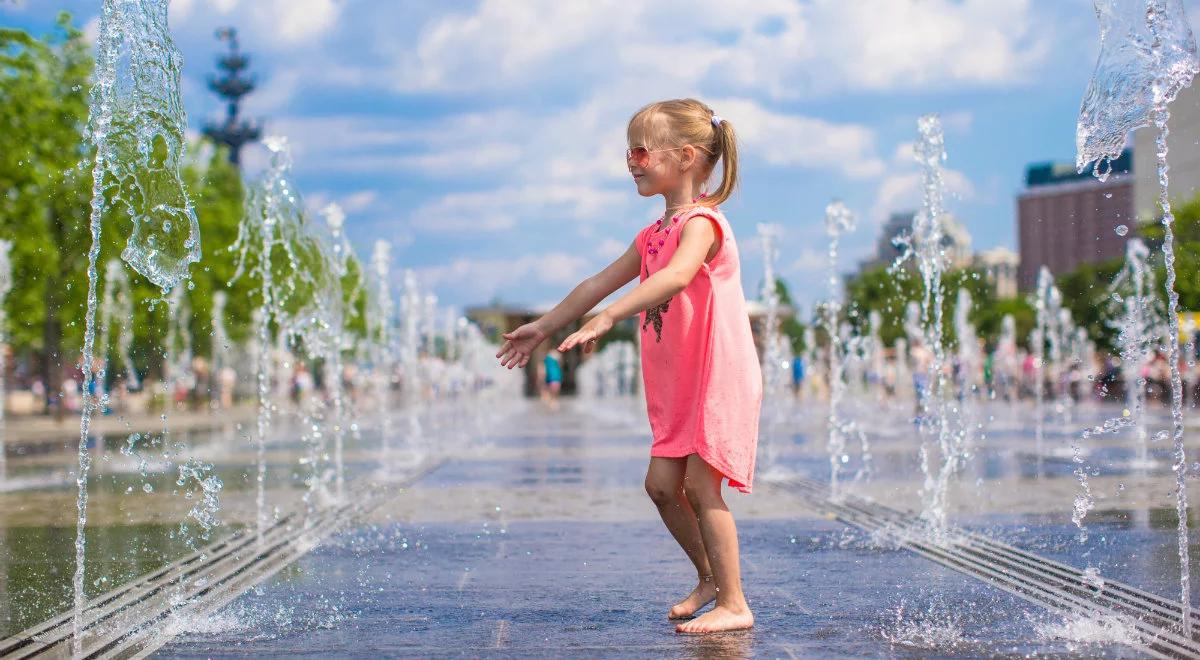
[704, 117, 738, 208]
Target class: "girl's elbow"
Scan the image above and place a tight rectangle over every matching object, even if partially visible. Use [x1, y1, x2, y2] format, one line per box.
[669, 272, 693, 293]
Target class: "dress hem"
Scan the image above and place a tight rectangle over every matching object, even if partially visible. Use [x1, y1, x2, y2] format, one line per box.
[648, 446, 753, 494]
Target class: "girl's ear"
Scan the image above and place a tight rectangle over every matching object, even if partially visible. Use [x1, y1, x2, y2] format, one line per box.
[680, 144, 697, 172]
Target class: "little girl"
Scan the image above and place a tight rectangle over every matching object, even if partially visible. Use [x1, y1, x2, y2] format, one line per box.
[495, 98, 762, 634]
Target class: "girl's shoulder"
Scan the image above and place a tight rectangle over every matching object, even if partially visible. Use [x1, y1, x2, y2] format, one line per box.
[677, 205, 733, 239]
[679, 204, 730, 226]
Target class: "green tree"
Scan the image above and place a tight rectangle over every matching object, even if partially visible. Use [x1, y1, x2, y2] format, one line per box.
[0, 14, 93, 397]
[773, 277, 808, 355]
[843, 264, 1011, 348]
[1053, 258, 1123, 352]
[1140, 194, 1200, 312]
[0, 15, 375, 403]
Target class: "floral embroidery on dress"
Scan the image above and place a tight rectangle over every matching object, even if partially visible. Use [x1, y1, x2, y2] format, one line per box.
[641, 259, 670, 342]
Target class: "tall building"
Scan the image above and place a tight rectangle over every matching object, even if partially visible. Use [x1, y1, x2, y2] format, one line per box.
[1016, 150, 1135, 291]
[974, 247, 1020, 299]
[858, 211, 914, 271]
[1134, 82, 1200, 222]
[858, 210, 972, 272]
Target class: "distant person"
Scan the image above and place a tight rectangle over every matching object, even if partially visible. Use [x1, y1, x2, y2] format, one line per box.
[791, 354, 805, 396]
[542, 349, 563, 408]
[496, 99, 759, 634]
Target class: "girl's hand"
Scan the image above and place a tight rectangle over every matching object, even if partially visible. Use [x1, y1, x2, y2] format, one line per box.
[558, 312, 614, 354]
[496, 321, 548, 369]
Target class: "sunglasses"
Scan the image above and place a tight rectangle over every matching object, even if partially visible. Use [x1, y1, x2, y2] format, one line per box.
[625, 145, 685, 168]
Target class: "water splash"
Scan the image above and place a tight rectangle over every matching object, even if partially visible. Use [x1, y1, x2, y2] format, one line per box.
[400, 270, 427, 463]
[1031, 266, 1060, 475]
[996, 314, 1020, 402]
[756, 222, 792, 476]
[880, 598, 968, 651]
[100, 260, 140, 390]
[75, 0, 197, 651]
[210, 290, 232, 406]
[1078, 0, 1199, 634]
[1077, 0, 1198, 179]
[370, 240, 394, 459]
[907, 115, 969, 536]
[1110, 239, 1163, 466]
[322, 203, 358, 500]
[822, 202, 857, 498]
[175, 457, 223, 540]
[867, 310, 886, 404]
[230, 136, 340, 538]
[164, 285, 193, 397]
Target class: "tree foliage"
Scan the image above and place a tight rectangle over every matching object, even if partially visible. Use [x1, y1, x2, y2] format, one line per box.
[0, 15, 360, 392]
[841, 263, 1025, 348]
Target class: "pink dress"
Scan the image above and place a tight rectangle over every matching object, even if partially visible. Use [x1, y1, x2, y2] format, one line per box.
[636, 205, 763, 493]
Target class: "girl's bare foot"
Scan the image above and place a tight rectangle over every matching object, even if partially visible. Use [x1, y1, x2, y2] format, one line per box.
[675, 603, 754, 634]
[667, 576, 717, 619]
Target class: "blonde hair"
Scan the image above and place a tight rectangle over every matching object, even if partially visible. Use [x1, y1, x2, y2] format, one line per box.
[626, 98, 738, 207]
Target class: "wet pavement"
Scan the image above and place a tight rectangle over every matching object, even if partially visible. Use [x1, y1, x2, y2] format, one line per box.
[149, 402, 1180, 657]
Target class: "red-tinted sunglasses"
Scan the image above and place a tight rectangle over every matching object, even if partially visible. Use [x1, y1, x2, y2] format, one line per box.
[625, 145, 684, 168]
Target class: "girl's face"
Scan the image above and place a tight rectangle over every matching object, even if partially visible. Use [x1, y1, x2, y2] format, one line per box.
[627, 144, 686, 198]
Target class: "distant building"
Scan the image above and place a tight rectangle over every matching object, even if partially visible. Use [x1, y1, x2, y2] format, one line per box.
[940, 213, 973, 269]
[1134, 82, 1200, 222]
[858, 211, 914, 271]
[857, 210, 972, 272]
[974, 247, 1020, 299]
[1016, 149, 1135, 291]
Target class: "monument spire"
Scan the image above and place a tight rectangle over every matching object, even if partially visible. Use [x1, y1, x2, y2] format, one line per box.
[202, 27, 261, 166]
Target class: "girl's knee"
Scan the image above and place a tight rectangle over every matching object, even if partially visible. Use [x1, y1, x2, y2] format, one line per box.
[684, 480, 723, 510]
[645, 477, 679, 507]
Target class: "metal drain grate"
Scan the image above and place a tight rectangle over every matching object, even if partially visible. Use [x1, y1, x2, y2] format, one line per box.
[0, 459, 442, 660]
[780, 478, 1200, 660]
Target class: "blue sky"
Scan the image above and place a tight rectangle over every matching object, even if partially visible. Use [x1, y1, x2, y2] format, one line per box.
[5, 0, 1196, 317]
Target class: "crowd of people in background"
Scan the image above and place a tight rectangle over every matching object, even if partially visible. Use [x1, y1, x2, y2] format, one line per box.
[790, 338, 1200, 410]
[0, 344, 497, 421]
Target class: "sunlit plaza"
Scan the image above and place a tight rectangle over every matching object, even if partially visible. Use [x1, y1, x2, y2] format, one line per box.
[4, 1, 1200, 658]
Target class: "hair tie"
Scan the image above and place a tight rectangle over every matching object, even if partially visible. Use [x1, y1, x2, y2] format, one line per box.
[711, 114, 723, 128]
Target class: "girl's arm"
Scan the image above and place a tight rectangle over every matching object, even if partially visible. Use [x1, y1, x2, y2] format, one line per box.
[496, 239, 640, 369]
[558, 217, 716, 353]
[601, 218, 715, 322]
[536, 240, 642, 335]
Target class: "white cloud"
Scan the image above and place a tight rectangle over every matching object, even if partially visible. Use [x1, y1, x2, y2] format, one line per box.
[416, 252, 592, 297]
[798, 0, 1045, 92]
[597, 238, 626, 259]
[870, 137, 976, 225]
[384, 0, 1046, 97]
[306, 189, 379, 218]
[408, 184, 628, 234]
[785, 247, 829, 275]
[713, 98, 885, 179]
[940, 111, 975, 134]
[241, 69, 303, 115]
[170, 0, 341, 46]
[341, 190, 378, 214]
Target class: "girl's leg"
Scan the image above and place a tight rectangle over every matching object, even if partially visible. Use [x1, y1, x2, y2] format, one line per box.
[676, 453, 754, 633]
[644, 457, 716, 618]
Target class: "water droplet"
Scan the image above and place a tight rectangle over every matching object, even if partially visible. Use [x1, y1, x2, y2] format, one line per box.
[1115, 224, 1128, 236]
[143, 483, 154, 493]
[1105, 192, 1113, 199]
